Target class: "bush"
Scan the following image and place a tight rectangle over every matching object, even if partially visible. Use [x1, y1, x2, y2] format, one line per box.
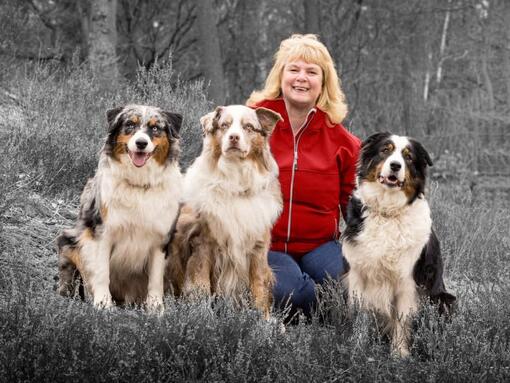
[4, 60, 209, 195]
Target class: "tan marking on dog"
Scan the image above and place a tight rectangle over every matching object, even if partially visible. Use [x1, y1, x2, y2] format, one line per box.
[67, 248, 84, 273]
[210, 131, 223, 162]
[366, 162, 383, 182]
[113, 133, 131, 161]
[152, 134, 170, 165]
[249, 231, 274, 320]
[247, 134, 269, 173]
[148, 117, 159, 127]
[403, 168, 418, 200]
[130, 115, 140, 125]
[100, 203, 108, 221]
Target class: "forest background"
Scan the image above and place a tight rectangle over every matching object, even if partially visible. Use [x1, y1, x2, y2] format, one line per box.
[0, 0, 509, 381]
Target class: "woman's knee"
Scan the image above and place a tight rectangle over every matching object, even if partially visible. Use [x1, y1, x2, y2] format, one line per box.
[268, 250, 317, 312]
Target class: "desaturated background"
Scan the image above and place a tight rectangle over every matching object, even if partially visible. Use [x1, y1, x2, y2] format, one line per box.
[0, 1, 509, 382]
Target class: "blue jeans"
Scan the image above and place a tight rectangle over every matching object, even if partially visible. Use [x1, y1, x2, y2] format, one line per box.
[268, 240, 345, 316]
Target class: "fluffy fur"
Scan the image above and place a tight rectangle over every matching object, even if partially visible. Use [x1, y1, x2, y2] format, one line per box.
[167, 105, 282, 319]
[57, 104, 183, 312]
[342, 132, 455, 357]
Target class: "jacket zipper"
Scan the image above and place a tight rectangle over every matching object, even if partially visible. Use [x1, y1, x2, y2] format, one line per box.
[285, 108, 316, 253]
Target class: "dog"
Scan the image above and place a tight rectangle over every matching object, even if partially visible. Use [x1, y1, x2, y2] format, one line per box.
[57, 104, 183, 312]
[342, 132, 456, 357]
[167, 105, 282, 319]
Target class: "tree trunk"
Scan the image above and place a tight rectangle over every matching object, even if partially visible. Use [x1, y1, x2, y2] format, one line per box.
[304, 1, 320, 36]
[89, 0, 119, 83]
[196, 0, 225, 105]
[503, 1, 510, 110]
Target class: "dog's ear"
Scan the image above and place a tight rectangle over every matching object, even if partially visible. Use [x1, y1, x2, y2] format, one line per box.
[200, 111, 217, 136]
[205, 106, 225, 135]
[255, 107, 282, 136]
[362, 132, 391, 149]
[161, 111, 183, 139]
[106, 106, 124, 130]
[411, 139, 433, 167]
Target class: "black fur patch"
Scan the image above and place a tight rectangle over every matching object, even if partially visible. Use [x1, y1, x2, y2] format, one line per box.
[405, 139, 433, 203]
[342, 196, 366, 244]
[161, 111, 183, 140]
[56, 231, 78, 249]
[357, 132, 393, 181]
[413, 229, 456, 314]
[80, 197, 102, 234]
[104, 107, 125, 157]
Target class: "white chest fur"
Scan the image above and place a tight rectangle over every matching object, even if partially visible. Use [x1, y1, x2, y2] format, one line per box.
[344, 191, 432, 283]
[183, 156, 281, 295]
[99, 162, 182, 273]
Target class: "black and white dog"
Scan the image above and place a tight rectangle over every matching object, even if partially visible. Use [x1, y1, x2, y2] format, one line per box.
[342, 132, 455, 357]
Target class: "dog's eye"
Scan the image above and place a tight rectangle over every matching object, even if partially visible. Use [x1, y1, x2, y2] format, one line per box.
[124, 125, 134, 134]
[244, 123, 254, 131]
[221, 123, 229, 130]
[381, 147, 390, 154]
[402, 149, 412, 161]
[151, 126, 160, 134]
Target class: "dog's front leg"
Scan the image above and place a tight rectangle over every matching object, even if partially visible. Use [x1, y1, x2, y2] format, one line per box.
[146, 248, 166, 313]
[249, 237, 274, 320]
[391, 282, 418, 357]
[88, 237, 113, 308]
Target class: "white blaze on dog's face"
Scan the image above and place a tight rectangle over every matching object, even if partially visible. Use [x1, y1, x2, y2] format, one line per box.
[358, 132, 433, 203]
[378, 135, 410, 188]
[201, 105, 282, 162]
[105, 105, 182, 168]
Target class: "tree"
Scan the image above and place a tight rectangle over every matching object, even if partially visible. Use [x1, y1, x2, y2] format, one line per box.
[196, 0, 225, 104]
[89, 0, 119, 83]
[304, 1, 320, 35]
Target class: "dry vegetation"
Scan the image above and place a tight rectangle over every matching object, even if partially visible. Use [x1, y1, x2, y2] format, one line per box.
[0, 63, 509, 382]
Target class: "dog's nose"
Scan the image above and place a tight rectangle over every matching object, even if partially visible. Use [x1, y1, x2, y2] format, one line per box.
[229, 133, 239, 143]
[135, 139, 148, 150]
[390, 161, 402, 172]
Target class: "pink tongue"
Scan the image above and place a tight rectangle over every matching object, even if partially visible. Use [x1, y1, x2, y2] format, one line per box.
[131, 152, 148, 167]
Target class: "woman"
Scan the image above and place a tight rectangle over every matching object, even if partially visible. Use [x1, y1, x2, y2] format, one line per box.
[247, 34, 361, 317]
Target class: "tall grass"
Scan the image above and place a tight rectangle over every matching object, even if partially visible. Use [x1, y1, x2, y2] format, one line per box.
[0, 63, 509, 382]
[3, 60, 209, 195]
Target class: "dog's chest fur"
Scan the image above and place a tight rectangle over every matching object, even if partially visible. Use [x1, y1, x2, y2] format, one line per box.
[100, 161, 182, 274]
[184, 156, 281, 295]
[344, 186, 432, 283]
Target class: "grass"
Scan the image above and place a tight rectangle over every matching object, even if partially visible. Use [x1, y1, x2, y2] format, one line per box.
[0, 63, 509, 382]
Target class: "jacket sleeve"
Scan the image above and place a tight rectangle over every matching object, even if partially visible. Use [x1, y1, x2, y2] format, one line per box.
[413, 229, 456, 315]
[338, 136, 361, 221]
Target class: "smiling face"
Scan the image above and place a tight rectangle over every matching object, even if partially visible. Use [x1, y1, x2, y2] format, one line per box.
[358, 132, 433, 203]
[105, 105, 182, 168]
[280, 59, 323, 111]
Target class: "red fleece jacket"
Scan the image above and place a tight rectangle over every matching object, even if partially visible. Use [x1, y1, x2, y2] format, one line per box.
[254, 98, 361, 258]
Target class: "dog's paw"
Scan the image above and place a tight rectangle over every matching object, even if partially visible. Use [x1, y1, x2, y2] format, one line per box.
[391, 344, 411, 358]
[93, 293, 113, 309]
[146, 296, 164, 315]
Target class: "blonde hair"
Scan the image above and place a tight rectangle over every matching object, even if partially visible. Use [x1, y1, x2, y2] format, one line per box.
[247, 34, 348, 124]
